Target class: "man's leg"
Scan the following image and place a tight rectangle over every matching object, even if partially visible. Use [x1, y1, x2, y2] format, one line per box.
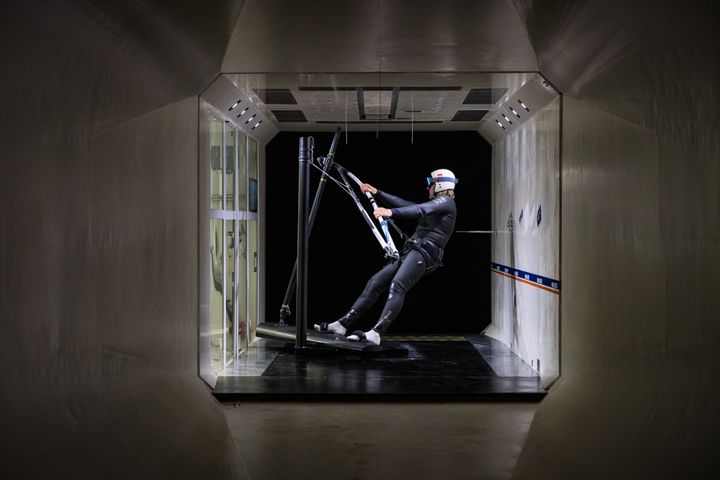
[349, 250, 427, 344]
[315, 260, 399, 335]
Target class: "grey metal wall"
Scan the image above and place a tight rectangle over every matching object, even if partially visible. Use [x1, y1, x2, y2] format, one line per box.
[0, 1, 245, 478]
[511, 1, 720, 478]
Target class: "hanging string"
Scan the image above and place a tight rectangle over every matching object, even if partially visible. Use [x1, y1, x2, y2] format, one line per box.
[411, 91, 414, 145]
[376, 1, 381, 140]
[376, 68, 381, 139]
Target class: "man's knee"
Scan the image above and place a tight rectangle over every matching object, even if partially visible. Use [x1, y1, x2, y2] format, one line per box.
[388, 281, 408, 300]
[364, 277, 387, 296]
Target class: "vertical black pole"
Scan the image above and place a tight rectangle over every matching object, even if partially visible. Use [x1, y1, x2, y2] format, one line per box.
[280, 128, 341, 323]
[296, 137, 310, 348]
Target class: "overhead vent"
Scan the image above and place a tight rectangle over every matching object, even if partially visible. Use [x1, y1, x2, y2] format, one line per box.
[315, 120, 443, 124]
[272, 110, 307, 122]
[298, 86, 356, 91]
[254, 89, 297, 104]
[399, 86, 463, 91]
[463, 88, 507, 104]
[297, 86, 462, 92]
[451, 110, 488, 121]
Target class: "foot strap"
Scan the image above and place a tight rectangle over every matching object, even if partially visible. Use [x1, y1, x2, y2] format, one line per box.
[347, 330, 367, 342]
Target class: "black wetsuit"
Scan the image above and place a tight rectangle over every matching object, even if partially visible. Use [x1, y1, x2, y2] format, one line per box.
[340, 190, 457, 334]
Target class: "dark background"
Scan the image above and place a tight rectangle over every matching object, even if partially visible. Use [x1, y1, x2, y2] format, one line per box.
[264, 130, 492, 334]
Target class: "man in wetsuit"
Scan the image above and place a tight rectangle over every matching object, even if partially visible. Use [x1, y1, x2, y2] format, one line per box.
[314, 169, 458, 345]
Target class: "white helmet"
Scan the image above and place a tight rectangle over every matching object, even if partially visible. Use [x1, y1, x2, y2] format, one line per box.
[427, 169, 459, 193]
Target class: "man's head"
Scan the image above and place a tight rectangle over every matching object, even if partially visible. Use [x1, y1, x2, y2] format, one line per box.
[427, 169, 458, 198]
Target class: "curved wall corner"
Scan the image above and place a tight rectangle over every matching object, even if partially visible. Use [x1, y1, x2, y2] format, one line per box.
[511, 1, 720, 478]
[1, 1, 246, 477]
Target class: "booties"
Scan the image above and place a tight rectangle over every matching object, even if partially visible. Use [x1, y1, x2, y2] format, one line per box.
[314, 309, 359, 335]
[346, 328, 381, 346]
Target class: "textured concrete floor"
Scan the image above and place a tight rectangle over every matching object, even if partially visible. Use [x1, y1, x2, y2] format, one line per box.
[224, 402, 536, 480]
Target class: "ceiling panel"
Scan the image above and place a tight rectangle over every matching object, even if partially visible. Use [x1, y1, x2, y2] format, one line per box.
[220, 72, 536, 132]
[222, 0, 538, 72]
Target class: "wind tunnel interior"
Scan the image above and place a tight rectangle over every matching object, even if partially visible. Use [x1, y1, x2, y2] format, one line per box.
[4, 0, 719, 478]
[199, 72, 560, 399]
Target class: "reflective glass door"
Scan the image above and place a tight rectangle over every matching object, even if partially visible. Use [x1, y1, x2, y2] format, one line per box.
[205, 112, 255, 375]
[208, 116, 224, 371]
[224, 126, 236, 366]
[248, 138, 259, 342]
[236, 132, 249, 354]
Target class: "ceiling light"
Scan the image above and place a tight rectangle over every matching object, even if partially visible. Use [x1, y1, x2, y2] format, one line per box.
[495, 120, 505, 130]
[502, 114, 512, 124]
[229, 99, 242, 111]
[237, 107, 250, 118]
[518, 99, 530, 111]
[509, 106, 520, 117]
[252, 120, 263, 130]
[245, 114, 256, 125]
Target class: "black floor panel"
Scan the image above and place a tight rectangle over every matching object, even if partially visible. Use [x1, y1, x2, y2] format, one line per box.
[213, 336, 546, 402]
[261, 341, 495, 377]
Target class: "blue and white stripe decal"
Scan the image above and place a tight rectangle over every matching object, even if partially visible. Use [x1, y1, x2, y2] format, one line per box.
[491, 262, 561, 294]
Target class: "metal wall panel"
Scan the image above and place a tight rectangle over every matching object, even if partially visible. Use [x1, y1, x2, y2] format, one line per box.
[222, 0, 538, 72]
[512, 1, 720, 478]
[0, 2, 243, 477]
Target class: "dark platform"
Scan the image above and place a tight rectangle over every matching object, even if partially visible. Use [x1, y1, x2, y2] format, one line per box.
[213, 334, 547, 402]
[256, 322, 409, 356]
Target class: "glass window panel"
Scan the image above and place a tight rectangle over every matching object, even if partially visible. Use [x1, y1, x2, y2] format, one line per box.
[248, 219, 258, 342]
[225, 220, 236, 363]
[225, 126, 235, 211]
[249, 138, 258, 213]
[209, 219, 224, 372]
[248, 139, 259, 340]
[205, 116, 259, 370]
[238, 132, 248, 211]
[237, 220, 248, 352]
[209, 116, 223, 210]
[248, 138, 258, 178]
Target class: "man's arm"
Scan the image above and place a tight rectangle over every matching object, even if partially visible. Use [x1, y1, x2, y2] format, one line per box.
[390, 195, 454, 220]
[360, 183, 414, 208]
[375, 190, 415, 208]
